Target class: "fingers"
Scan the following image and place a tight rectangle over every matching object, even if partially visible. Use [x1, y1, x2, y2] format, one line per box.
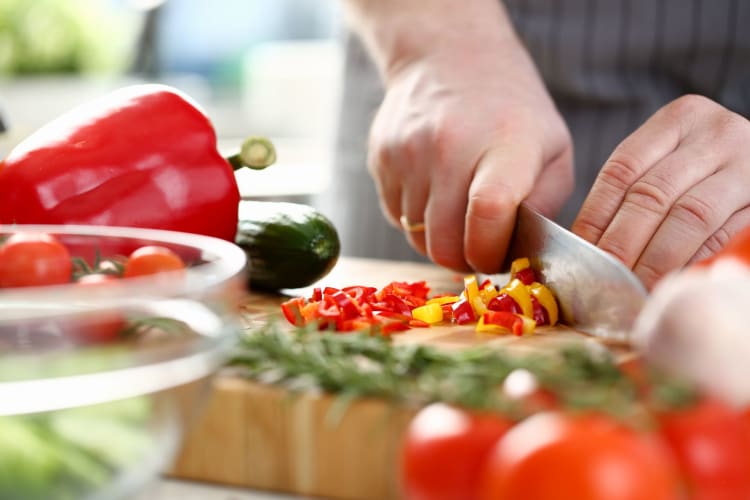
[633, 168, 750, 288]
[593, 142, 719, 268]
[401, 152, 431, 255]
[523, 145, 575, 217]
[689, 207, 750, 264]
[422, 158, 472, 270]
[572, 95, 750, 289]
[459, 140, 540, 273]
[572, 98, 687, 244]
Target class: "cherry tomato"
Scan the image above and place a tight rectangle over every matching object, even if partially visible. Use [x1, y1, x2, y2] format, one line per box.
[0, 232, 72, 287]
[402, 403, 513, 500]
[64, 311, 126, 344]
[69, 273, 126, 342]
[123, 245, 186, 278]
[479, 411, 681, 500]
[656, 397, 750, 500]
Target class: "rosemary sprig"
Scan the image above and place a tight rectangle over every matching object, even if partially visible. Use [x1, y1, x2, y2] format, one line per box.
[228, 322, 669, 422]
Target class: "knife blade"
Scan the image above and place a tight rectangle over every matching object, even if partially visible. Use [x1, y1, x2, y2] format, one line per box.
[500, 202, 648, 342]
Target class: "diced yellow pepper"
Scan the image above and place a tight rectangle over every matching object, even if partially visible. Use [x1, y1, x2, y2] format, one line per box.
[411, 302, 444, 324]
[520, 315, 536, 335]
[528, 282, 559, 326]
[501, 278, 533, 318]
[475, 315, 510, 334]
[426, 295, 461, 306]
[510, 257, 531, 276]
[479, 282, 499, 304]
[464, 275, 488, 316]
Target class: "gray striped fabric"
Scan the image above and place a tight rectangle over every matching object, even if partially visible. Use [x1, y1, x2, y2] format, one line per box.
[315, 0, 750, 261]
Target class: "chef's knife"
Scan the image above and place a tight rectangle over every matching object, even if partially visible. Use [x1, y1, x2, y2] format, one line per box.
[501, 202, 648, 342]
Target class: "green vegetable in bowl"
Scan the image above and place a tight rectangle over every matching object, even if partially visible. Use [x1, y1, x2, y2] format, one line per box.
[0, 397, 152, 500]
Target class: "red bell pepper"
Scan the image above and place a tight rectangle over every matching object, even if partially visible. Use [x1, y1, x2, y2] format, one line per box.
[451, 298, 476, 325]
[0, 84, 268, 241]
[481, 311, 524, 336]
[279, 280, 431, 335]
[487, 293, 522, 314]
[530, 296, 550, 326]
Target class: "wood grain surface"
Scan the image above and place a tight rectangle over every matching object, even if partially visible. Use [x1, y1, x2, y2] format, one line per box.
[169, 257, 632, 499]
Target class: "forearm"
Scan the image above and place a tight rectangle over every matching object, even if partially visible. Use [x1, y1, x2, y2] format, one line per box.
[341, 0, 523, 83]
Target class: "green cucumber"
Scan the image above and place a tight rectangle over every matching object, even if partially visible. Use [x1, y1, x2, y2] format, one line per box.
[236, 201, 340, 291]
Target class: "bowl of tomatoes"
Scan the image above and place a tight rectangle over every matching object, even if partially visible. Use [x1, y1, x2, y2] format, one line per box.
[0, 224, 247, 500]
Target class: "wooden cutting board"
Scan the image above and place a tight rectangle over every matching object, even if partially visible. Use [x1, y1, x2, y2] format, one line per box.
[169, 257, 632, 499]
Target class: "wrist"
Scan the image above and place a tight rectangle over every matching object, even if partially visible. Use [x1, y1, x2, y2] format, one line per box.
[343, 0, 521, 83]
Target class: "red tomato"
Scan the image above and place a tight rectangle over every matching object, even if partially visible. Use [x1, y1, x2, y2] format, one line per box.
[401, 403, 513, 500]
[657, 397, 750, 500]
[64, 311, 126, 344]
[123, 245, 186, 278]
[479, 411, 681, 500]
[69, 273, 126, 342]
[0, 232, 72, 287]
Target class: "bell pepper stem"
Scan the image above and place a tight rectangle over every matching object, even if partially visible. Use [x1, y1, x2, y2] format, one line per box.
[227, 136, 277, 171]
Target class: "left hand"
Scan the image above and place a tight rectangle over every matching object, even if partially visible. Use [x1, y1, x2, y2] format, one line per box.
[571, 95, 750, 290]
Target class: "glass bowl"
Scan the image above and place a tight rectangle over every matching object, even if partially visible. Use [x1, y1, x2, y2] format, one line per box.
[0, 224, 247, 500]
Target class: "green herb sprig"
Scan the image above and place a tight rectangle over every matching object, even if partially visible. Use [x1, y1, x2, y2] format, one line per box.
[228, 322, 693, 423]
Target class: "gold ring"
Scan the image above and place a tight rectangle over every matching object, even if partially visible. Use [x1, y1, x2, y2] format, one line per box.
[400, 215, 425, 232]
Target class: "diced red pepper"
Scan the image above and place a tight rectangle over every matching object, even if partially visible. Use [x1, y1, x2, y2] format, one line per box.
[479, 278, 494, 290]
[451, 298, 476, 325]
[316, 296, 341, 320]
[482, 311, 523, 336]
[487, 293, 522, 314]
[408, 318, 431, 328]
[375, 310, 413, 322]
[441, 303, 455, 321]
[342, 285, 377, 302]
[378, 320, 411, 336]
[530, 296, 550, 326]
[280, 297, 306, 326]
[371, 293, 413, 315]
[514, 267, 537, 285]
[330, 290, 361, 320]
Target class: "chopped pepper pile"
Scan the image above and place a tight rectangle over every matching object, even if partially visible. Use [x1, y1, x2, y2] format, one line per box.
[280, 258, 559, 336]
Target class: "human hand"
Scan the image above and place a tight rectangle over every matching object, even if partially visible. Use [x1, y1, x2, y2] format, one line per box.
[572, 95, 750, 290]
[367, 40, 573, 273]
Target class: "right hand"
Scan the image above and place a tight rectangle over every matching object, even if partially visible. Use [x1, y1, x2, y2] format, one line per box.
[367, 36, 574, 273]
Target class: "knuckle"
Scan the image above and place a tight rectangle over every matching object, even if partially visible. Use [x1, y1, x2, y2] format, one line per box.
[571, 215, 605, 241]
[712, 110, 750, 140]
[431, 121, 467, 169]
[702, 226, 734, 255]
[597, 238, 633, 267]
[634, 259, 665, 291]
[670, 94, 711, 112]
[427, 237, 466, 271]
[624, 178, 675, 215]
[598, 153, 645, 191]
[467, 182, 517, 222]
[367, 146, 390, 174]
[665, 94, 713, 119]
[670, 194, 716, 234]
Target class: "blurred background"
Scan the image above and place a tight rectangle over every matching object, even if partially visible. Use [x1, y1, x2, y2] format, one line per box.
[0, 0, 344, 203]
